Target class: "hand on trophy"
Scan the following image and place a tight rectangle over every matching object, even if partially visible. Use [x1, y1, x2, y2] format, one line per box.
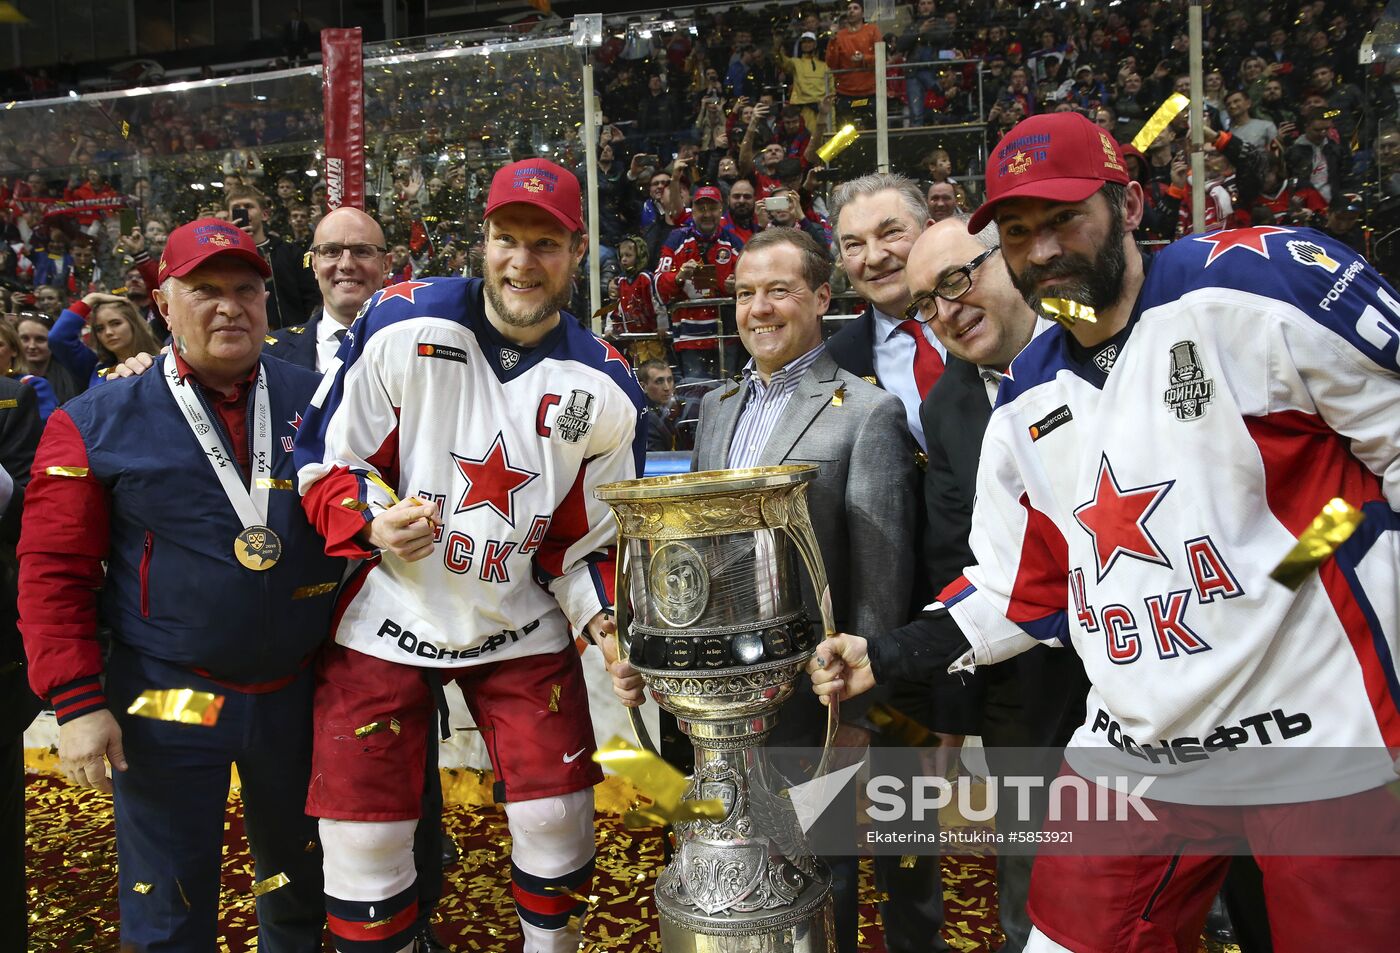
[806, 634, 875, 704]
[596, 619, 646, 708]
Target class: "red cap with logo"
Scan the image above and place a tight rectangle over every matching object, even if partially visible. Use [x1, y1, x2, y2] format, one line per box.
[158, 218, 272, 285]
[692, 185, 723, 205]
[968, 112, 1129, 233]
[484, 159, 584, 233]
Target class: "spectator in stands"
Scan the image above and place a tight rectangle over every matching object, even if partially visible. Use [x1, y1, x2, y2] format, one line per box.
[898, 0, 942, 127]
[225, 186, 320, 330]
[773, 29, 830, 134]
[724, 178, 759, 244]
[62, 167, 118, 226]
[67, 239, 104, 297]
[50, 293, 161, 389]
[1309, 63, 1363, 145]
[32, 235, 73, 292]
[285, 204, 313, 251]
[33, 285, 65, 323]
[826, 2, 882, 128]
[762, 187, 828, 249]
[636, 359, 684, 451]
[1217, 91, 1273, 153]
[17, 316, 80, 406]
[0, 323, 55, 419]
[608, 236, 667, 368]
[1286, 105, 1350, 207]
[636, 73, 681, 158]
[926, 180, 960, 222]
[1320, 193, 1366, 255]
[655, 185, 743, 382]
[1255, 77, 1298, 131]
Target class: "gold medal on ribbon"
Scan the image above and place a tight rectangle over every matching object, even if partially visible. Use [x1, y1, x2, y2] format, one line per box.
[234, 525, 282, 571]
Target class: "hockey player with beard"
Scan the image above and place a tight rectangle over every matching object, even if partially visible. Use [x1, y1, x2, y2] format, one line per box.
[295, 159, 645, 953]
[809, 112, 1400, 951]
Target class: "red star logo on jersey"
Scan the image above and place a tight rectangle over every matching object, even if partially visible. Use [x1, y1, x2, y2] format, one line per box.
[287, 412, 302, 431]
[1193, 226, 1293, 267]
[450, 432, 538, 526]
[596, 335, 631, 373]
[377, 280, 431, 305]
[1073, 455, 1175, 581]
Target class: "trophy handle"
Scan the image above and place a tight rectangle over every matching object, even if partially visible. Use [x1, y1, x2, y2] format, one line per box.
[612, 534, 661, 755]
[779, 487, 842, 781]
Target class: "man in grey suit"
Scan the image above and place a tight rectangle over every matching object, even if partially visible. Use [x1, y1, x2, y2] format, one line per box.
[608, 227, 920, 953]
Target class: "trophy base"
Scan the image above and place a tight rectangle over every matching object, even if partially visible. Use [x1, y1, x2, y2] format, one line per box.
[657, 896, 836, 952]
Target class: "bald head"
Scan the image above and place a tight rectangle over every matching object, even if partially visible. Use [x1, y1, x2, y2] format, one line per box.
[905, 217, 1035, 370]
[312, 206, 389, 325]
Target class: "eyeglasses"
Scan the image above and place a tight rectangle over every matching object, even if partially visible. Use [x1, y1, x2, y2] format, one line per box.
[904, 246, 1000, 322]
[310, 242, 387, 261]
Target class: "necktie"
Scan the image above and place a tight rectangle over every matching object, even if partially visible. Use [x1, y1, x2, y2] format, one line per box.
[333, 328, 347, 343]
[896, 319, 945, 398]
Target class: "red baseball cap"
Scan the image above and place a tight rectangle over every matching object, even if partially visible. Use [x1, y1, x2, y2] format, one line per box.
[968, 112, 1130, 233]
[157, 217, 271, 285]
[692, 185, 723, 205]
[484, 159, 584, 233]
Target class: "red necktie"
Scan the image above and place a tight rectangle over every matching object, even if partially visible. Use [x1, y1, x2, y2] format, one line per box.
[897, 319, 945, 398]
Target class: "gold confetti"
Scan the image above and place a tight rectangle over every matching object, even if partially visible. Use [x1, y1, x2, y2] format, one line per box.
[304, 840, 317, 852]
[132, 882, 152, 894]
[1038, 297, 1098, 328]
[127, 689, 224, 727]
[355, 718, 402, 738]
[340, 497, 370, 511]
[593, 737, 726, 828]
[251, 872, 290, 897]
[548, 684, 561, 712]
[292, 582, 338, 599]
[0, 398, 17, 408]
[121, 121, 130, 139]
[831, 385, 845, 407]
[254, 478, 294, 490]
[1270, 498, 1365, 590]
[45, 466, 90, 478]
[363, 916, 393, 929]
[1131, 93, 1190, 152]
[264, 335, 278, 345]
[816, 123, 859, 163]
[900, 855, 917, 869]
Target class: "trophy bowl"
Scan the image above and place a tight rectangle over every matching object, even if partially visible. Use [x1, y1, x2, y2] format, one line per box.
[596, 466, 836, 952]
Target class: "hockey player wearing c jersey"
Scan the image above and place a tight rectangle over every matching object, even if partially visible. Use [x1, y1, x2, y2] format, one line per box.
[295, 159, 645, 953]
[810, 111, 1400, 951]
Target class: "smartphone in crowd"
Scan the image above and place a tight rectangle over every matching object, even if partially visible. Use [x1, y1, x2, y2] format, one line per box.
[691, 264, 717, 291]
[763, 194, 793, 214]
[231, 206, 251, 228]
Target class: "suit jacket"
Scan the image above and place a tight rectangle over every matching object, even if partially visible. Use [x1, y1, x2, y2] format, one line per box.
[824, 310, 881, 383]
[919, 356, 1090, 747]
[266, 307, 326, 370]
[0, 379, 42, 735]
[692, 351, 916, 743]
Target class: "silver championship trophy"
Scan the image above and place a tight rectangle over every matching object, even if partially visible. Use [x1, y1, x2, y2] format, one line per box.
[596, 466, 838, 953]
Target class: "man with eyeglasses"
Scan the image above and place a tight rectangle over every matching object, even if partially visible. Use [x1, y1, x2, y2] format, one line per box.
[904, 216, 1082, 953]
[267, 207, 391, 374]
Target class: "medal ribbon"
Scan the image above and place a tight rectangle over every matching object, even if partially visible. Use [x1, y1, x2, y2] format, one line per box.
[163, 354, 274, 531]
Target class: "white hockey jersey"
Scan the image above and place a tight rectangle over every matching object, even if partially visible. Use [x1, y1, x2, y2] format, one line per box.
[941, 227, 1400, 803]
[295, 277, 645, 668]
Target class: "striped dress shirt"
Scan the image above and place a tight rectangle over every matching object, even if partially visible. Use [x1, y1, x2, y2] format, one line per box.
[726, 343, 827, 469]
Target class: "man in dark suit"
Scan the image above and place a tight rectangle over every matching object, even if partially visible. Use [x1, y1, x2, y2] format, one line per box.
[0, 377, 42, 951]
[266, 206, 389, 373]
[906, 215, 1085, 953]
[610, 228, 920, 953]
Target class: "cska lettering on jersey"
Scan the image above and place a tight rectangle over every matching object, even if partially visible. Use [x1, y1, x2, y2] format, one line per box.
[440, 515, 550, 582]
[1069, 454, 1245, 665]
